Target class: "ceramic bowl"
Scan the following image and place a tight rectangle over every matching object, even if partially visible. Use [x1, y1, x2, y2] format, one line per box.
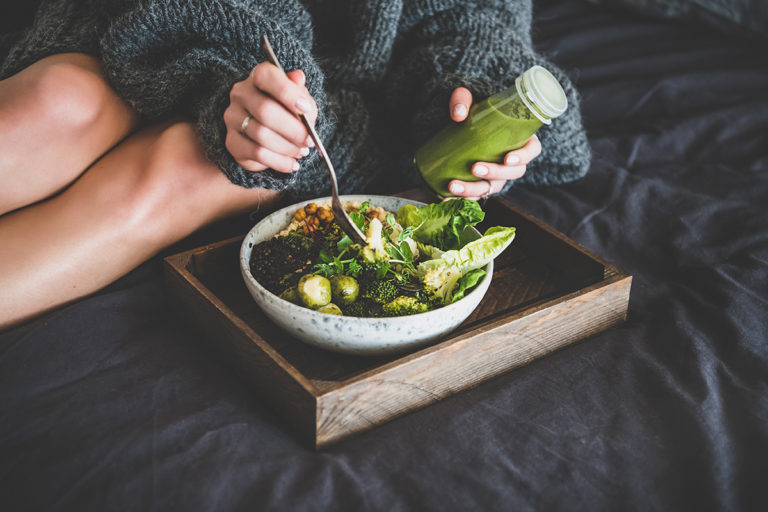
[239, 195, 492, 356]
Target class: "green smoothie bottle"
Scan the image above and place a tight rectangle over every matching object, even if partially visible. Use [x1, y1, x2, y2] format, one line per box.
[415, 65, 568, 198]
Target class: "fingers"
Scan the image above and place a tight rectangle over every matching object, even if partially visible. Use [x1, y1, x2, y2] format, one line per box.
[224, 61, 320, 174]
[449, 87, 472, 122]
[226, 129, 301, 174]
[470, 160, 526, 181]
[231, 86, 311, 148]
[227, 107, 308, 158]
[502, 134, 542, 167]
[286, 69, 306, 88]
[285, 69, 317, 127]
[251, 62, 317, 122]
[446, 179, 505, 200]
[224, 105, 308, 173]
[446, 135, 543, 200]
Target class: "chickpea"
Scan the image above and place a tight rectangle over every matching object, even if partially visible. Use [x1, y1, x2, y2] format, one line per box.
[293, 208, 307, 221]
[304, 203, 318, 215]
[318, 208, 333, 223]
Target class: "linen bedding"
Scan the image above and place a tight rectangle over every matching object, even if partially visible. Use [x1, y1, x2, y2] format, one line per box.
[1, 0, 766, 509]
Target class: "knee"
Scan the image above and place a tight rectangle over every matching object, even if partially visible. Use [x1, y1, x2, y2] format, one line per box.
[102, 121, 275, 245]
[29, 55, 114, 130]
[117, 122, 218, 237]
[142, 122, 211, 198]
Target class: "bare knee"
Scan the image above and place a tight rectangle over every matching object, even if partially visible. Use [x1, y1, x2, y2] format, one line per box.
[142, 122, 215, 203]
[22, 54, 117, 131]
[140, 122, 275, 230]
[88, 121, 278, 246]
[102, 122, 223, 239]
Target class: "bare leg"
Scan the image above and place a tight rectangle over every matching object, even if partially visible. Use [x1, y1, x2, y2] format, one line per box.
[0, 121, 281, 329]
[0, 53, 138, 214]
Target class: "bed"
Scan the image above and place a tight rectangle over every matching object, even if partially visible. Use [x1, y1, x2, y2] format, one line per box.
[1, 0, 766, 509]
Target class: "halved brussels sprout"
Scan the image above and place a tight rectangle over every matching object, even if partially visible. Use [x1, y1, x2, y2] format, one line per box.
[297, 274, 332, 308]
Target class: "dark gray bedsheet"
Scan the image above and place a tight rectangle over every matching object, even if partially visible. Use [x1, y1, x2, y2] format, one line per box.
[2, 0, 767, 510]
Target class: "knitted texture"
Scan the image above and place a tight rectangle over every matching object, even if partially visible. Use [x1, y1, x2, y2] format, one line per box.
[1, 0, 591, 200]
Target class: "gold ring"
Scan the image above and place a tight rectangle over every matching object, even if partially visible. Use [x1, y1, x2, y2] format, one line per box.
[240, 114, 252, 137]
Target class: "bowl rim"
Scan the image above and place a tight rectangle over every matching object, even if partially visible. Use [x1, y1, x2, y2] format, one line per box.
[239, 194, 493, 323]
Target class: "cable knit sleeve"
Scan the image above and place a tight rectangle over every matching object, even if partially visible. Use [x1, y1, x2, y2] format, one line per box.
[99, 0, 332, 193]
[387, 0, 591, 187]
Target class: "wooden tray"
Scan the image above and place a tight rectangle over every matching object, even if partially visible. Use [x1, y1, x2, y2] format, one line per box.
[163, 194, 631, 448]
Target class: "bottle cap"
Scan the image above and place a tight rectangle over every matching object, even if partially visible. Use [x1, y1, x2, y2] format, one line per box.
[522, 65, 568, 119]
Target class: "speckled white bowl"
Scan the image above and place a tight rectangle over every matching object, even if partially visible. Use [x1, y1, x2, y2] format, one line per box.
[240, 195, 492, 356]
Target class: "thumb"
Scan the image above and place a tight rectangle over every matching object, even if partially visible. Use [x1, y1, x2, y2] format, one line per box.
[449, 87, 472, 122]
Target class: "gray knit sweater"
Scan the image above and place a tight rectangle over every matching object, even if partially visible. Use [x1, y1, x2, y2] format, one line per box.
[1, 0, 591, 201]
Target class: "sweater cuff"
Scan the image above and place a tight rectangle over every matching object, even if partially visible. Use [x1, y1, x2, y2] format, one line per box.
[99, 0, 326, 192]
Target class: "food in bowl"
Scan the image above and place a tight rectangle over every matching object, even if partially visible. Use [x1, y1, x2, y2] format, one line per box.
[248, 198, 515, 318]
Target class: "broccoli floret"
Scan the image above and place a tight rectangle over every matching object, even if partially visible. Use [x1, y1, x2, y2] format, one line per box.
[382, 296, 429, 317]
[415, 291, 442, 309]
[361, 218, 389, 263]
[360, 279, 400, 304]
[340, 298, 383, 318]
[421, 265, 462, 304]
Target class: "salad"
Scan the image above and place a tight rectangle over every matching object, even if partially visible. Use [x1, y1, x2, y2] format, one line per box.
[249, 199, 515, 317]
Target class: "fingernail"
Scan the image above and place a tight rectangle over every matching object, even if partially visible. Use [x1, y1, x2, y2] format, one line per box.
[506, 155, 520, 165]
[450, 183, 464, 194]
[474, 165, 489, 177]
[292, 161, 300, 171]
[300, 147, 310, 157]
[296, 98, 312, 113]
[453, 104, 467, 119]
[305, 136, 315, 148]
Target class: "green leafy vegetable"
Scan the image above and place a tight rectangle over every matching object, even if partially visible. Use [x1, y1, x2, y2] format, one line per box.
[418, 226, 516, 274]
[417, 225, 515, 303]
[349, 201, 371, 232]
[451, 268, 486, 302]
[397, 199, 484, 250]
[261, 199, 516, 318]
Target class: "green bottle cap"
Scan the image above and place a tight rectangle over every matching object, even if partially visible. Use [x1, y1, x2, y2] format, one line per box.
[521, 65, 568, 119]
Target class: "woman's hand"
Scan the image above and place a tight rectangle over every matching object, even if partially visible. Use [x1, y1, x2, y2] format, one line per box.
[445, 87, 542, 200]
[224, 62, 318, 174]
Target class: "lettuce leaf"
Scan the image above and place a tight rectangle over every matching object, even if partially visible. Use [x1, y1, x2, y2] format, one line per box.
[418, 226, 516, 274]
[397, 199, 484, 250]
[451, 268, 487, 302]
[417, 225, 516, 303]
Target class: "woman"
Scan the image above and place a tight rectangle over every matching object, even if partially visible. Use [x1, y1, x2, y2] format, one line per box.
[0, 0, 590, 328]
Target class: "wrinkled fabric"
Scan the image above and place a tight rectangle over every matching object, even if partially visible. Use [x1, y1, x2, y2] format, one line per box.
[1, 0, 767, 510]
[586, 0, 768, 39]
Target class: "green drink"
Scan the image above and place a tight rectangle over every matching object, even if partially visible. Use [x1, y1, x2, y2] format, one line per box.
[415, 65, 568, 198]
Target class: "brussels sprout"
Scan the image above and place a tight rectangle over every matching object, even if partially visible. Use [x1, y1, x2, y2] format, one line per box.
[297, 274, 332, 308]
[329, 275, 359, 305]
[278, 286, 302, 305]
[317, 303, 343, 315]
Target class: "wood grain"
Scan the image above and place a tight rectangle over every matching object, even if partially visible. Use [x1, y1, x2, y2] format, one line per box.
[162, 195, 632, 449]
[315, 275, 631, 445]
